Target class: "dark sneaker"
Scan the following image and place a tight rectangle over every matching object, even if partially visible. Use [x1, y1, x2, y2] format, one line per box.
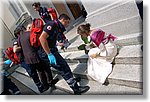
[14, 91, 21, 95]
[38, 85, 48, 93]
[74, 86, 90, 95]
[74, 77, 81, 82]
[49, 78, 59, 87]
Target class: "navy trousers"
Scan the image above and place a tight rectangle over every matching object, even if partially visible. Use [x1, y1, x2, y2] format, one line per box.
[51, 50, 79, 92]
[20, 61, 45, 89]
[38, 47, 79, 92]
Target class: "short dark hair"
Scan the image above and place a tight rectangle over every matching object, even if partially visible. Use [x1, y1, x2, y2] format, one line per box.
[32, 2, 40, 7]
[59, 14, 70, 20]
[14, 26, 25, 38]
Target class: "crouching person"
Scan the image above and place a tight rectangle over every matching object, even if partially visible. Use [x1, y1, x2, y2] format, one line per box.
[39, 14, 90, 95]
[77, 23, 117, 84]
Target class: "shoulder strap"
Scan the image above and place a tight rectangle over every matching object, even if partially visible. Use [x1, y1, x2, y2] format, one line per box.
[54, 20, 61, 32]
[54, 20, 58, 26]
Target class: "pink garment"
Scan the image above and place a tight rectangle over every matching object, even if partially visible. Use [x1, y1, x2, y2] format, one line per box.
[90, 29, 117, 46]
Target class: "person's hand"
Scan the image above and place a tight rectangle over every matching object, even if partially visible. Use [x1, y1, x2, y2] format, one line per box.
[63, 41, 70, 49]
[64, 39, 68, 42]
[90, 54, 97, 59]
[0, 62, 4, 66]
[48, 53, 57, 65]
[57, 42, 64, 47]
[85, 44, 91, 50]
[78, 44, 86, 50]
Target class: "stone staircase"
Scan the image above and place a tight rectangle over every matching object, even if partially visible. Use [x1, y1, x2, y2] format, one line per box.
[0, 0, 142, 95]
[10, 33, 143, 95]
[84, 0, 142, 37]
[53, 33, 143, 94]
[11, 69, 70, 95]
[9, 0, 143, 95]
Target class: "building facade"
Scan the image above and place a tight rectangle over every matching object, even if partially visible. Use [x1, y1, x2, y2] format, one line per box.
[0, 0, 84, 49]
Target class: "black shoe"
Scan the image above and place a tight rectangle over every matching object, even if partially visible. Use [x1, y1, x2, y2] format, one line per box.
[38, 85, 48, 93]
[74, 77, 81, 82]
[49, 78, 59, 87]
[74, 86, 90, 95]
[38, 87, 44, 93]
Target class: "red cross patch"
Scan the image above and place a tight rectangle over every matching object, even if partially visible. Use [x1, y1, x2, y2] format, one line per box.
[47, 26, 52, 30]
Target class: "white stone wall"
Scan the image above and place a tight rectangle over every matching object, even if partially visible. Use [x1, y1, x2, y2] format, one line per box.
[0, 0, 16, 49]
[0, 20, 14, 49]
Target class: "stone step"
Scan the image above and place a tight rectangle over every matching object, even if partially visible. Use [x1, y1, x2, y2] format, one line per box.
[114, 33, 142, 46]
[86, 0, 140, 30]
[60, 44, 143, 64]
[93, 15, 142, 37]
[16, 62, 142, 89]
[8, 76, 37, 95]
[14, 67, 142, 95]
[85, 0, 142, 37]
[53, 63, 142, 89]
[60, 33, 142, 53]
[54, 76, 142, 95]
[11, 71, 41, 94]
[10, 71, 70, 95]
[3, 64, 20, 77]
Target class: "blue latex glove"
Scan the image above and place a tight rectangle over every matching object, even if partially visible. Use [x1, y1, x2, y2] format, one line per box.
[4, 59, 12, 65]
[48, 53, 57, 65]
